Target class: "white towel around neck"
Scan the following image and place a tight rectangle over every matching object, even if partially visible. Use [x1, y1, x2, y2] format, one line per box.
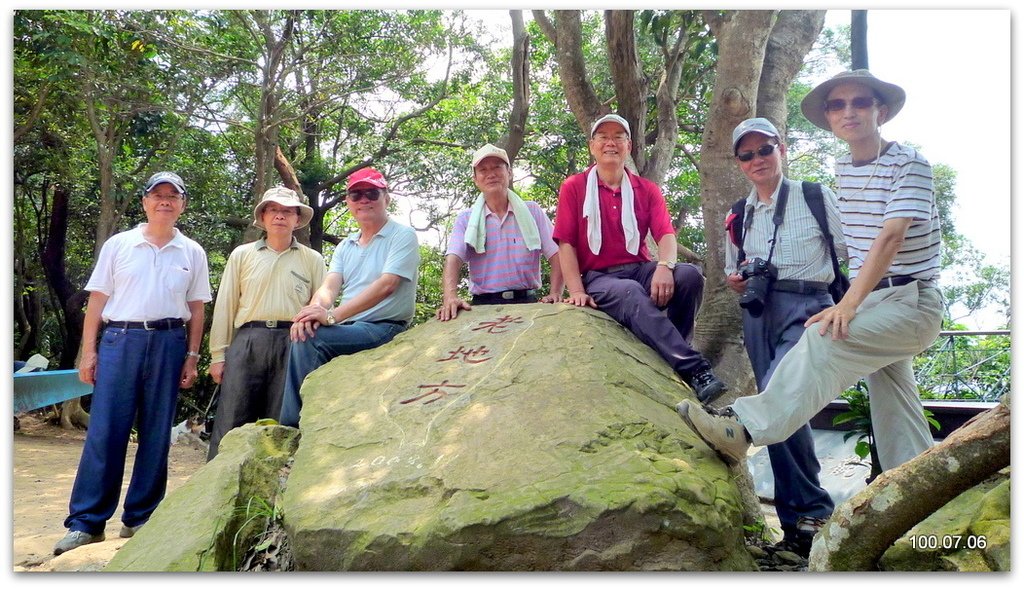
[583, 166, 639, 256]
[464, 189, 541, 253]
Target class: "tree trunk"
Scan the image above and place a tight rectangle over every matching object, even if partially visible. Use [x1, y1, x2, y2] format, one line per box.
[605, 10, 647, 172]
[41, 184, 87, 369]
[851, 10, 869, 70]
[532, 11, 606, 137]
[756, 11, 826, 141]
[808, 398, 1011, 571]
[499, 10, 530, 164]
[692, 11, 774, 394]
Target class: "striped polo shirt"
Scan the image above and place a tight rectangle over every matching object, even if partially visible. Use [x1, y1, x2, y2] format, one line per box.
[447, 200, 559, 295]
[836, 142, 942, 284]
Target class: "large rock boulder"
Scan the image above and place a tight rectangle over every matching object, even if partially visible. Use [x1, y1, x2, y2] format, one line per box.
[106, 424, 299, 571]
[282, 303, 755, 571]
[879, 468, 1010, 571]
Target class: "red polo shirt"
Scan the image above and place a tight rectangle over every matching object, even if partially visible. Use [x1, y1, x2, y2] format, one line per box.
[553, 166, 674, 273]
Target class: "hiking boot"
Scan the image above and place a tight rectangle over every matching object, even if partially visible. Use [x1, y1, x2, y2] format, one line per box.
[676, 400, 750, 464]
[774, 517, 825, 558]
[53, 530, 104, 556]
[120, 523, 144, 538]
[688, 367, 727, 404]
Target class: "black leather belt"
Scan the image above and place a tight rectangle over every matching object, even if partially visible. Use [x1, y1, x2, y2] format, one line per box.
[772, 280, 829, 294]
[240, 320, 293, 329]
[105, 318, 184, 331]
[873, 276, 916, 291]
[598, 262, 642, 274]
[472, 290, 537, 305]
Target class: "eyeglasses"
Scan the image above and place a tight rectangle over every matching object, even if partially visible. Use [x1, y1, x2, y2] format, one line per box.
[263, 207, 297, 217]
[824, 96, 877, 112]
[592, 133, 629, 143]
[735, 143, 778, 162]
[145, 193, 184, 202]
[347, 189, 382, 203]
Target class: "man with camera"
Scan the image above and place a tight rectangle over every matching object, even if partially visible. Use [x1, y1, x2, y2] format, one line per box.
[722, 117, 846, 557]
[679, 71, 943, 522]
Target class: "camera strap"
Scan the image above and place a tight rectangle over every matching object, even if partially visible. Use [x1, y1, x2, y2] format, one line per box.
[736, 180, 789, 266]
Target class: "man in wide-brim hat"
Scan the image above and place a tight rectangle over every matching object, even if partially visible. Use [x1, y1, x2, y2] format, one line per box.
[679, 69, 944, 497]
[206, 186, 325, 459]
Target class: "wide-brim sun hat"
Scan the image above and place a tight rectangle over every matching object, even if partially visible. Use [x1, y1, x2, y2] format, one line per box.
[253, 186, 314, 229]
[800, 69, 906, 131]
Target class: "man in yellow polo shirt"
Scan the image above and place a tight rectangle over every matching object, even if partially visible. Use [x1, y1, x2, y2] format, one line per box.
[206, 187, 325, 459]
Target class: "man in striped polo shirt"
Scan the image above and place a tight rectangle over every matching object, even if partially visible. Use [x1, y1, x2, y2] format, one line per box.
[679, 71, 943, 478]
[436, 143, 564, 321]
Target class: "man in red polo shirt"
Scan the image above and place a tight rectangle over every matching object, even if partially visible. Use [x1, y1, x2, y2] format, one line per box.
[554, 114, 726, 402]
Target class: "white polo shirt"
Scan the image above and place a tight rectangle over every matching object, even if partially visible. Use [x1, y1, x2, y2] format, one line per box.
[85, 224, 212, 322]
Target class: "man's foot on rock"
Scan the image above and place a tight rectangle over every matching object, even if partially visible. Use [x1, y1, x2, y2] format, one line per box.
[119, 522, 144, 538]
[53, 530, 105, 556]
[774, 516, 826, 558]
[675, 400, 750, 464]
[689, 367, 727, 404]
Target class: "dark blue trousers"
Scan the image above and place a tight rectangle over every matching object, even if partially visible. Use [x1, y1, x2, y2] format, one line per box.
[584, 262, 708, 376]
[279, 321, 405, 428]
[743, 289, 835, 531]
[65, 325, 185, 534]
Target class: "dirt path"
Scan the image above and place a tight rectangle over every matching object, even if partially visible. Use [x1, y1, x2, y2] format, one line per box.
[12, 413, 208, 572]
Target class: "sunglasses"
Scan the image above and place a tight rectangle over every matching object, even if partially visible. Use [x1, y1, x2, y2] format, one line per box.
[824, 96, 877, 112]
[735, 143, 778, 162]
[346, 189, 382, 203]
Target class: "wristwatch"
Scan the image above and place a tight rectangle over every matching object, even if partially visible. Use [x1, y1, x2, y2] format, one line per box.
[325, 308, 337, 325]
[657, 260, 677, 270]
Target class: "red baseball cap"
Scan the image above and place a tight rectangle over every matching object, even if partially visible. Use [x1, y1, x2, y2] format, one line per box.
[346, 167, 388, 191]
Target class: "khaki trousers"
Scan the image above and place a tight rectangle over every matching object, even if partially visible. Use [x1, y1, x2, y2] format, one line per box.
[732, 281, 943, 471]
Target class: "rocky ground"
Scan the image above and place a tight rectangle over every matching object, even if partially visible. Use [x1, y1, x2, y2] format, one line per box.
[11, 411, 798, 573]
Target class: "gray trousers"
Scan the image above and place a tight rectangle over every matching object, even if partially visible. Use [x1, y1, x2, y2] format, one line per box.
[207, 326, 291, 460]
[733, 281, 943, 471]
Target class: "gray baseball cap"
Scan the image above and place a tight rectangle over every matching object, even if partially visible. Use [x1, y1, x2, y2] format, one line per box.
[144, 171, 186, 195]
[731, 118, 781, 154]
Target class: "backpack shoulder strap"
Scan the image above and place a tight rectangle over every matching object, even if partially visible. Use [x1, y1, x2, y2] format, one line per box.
[802, 181, 829, 238]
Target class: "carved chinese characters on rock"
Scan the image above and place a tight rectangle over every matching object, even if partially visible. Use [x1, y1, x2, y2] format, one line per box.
[399, 380, 466, 405]
[471, 315, 524, 334]
[400, 315, 526, 409]
[437, 345, 493, 365]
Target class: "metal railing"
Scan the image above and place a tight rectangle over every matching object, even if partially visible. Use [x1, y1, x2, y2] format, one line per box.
[914, 330, 1010, 402]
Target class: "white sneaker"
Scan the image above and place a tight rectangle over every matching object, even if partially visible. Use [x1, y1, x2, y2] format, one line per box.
[676, 400, 751, 465]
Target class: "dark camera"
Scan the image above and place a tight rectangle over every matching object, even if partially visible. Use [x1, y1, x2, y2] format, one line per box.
[738, 258, 777, 317]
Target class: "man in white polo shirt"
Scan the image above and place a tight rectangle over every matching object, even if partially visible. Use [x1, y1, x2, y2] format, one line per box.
[279, 167, 419, 427]
[679, 71, 943, 480]
[55, 171, 212, 555]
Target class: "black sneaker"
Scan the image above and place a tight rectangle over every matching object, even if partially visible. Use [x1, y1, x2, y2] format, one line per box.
[774, 516, 825, 558]
[690, 367, 727, 403]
